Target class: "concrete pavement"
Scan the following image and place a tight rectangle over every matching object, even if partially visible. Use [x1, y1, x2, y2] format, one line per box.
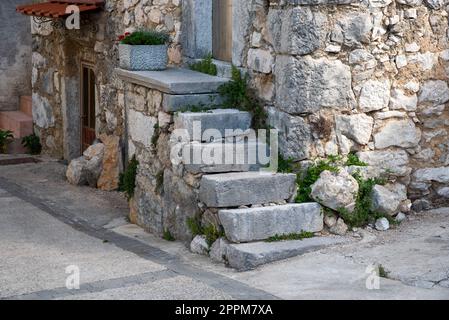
[0, 158, 448, 300]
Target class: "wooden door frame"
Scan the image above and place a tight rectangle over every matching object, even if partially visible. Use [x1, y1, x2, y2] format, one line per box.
[212, 0, 233, 62]
[79, 61, 96, 154]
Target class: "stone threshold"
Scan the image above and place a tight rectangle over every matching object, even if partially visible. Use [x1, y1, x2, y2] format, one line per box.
[115, 67, 229, 95]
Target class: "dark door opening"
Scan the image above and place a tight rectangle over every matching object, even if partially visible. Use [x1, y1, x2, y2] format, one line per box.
[212, 0, 233, 62]
[81, 64, 96, 153]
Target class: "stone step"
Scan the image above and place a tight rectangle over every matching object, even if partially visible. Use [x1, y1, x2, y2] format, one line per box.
[162, 93, 223, 112]
[199, 172, 297, 208]
[182, 140, 270, 174]
[219, 203, 323, 243]
[174, 109, 252, 142]
[0, 111, 33, 138]
[116, 67, 229, 95]
[226, 236, 348, 271]
[19, 96, 32, 117]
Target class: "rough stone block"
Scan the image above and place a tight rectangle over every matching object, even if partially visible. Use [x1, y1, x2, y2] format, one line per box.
[182, 140, 269, 174]
[219, 203, 324, 243]
[162, 93, 223, 112]
[199, 172, 297, 207]
[275, 55, 355, 114]
[174, 109, 252, 142]
[226, 236, 348, 271]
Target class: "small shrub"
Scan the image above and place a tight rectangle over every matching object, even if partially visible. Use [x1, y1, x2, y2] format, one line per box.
[163, 229, 175, 242]
[345, 153, 368, 167]
[119, 30, 169, 45]
[277, 155, 295, 174]
[378, 264, 390, 278]
[189, 54, 217, 76]
[187, 216, 223, 246]
[119, 155, 138, 200]
[203, 224, 224, 247]
[187, 216, 203, 237]
[337, 171, 387, 228]
[0, 130, 14, 154]
[266, 231, 315, 243]
[218, 66, 268, 130]
[22, 134, 42, 155]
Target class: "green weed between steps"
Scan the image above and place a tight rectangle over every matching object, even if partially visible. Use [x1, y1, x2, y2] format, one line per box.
[187, 217, 224, 247]
[119, 155, 138, 200]
[265, 231, 315, 243]
[189, 54, 218, 76]
[218, 66, 268, 130]
[163, 229, 176, 242]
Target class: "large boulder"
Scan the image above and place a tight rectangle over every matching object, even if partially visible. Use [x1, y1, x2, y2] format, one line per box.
[310, 170, 359, 212]
[66, 157, 89, 186]
[66, 144, 104, 188]
[371, 185, 401, 215]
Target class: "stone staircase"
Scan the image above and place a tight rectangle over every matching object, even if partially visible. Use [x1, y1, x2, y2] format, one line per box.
[0, 96, 33, 154]
[174, 106, 346, 271]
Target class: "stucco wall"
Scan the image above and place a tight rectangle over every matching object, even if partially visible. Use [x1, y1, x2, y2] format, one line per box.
[0, 0, 32, 111]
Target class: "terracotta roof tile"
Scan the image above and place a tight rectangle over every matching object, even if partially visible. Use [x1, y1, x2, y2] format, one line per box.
[17, 1, 103, 18]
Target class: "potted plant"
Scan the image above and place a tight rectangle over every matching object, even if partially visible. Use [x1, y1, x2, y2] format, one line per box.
[118, 30, 170, 71]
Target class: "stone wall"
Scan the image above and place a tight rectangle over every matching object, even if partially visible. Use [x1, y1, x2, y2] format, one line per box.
[231, 0, 449, 206]
[31, 0, 182, 159]
[29, 0, 449, 214]
[0, 0, 31, 111]
[125, 83, 202, 241]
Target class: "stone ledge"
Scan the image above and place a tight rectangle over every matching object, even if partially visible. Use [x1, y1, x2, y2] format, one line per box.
[116, 67, 229, 95]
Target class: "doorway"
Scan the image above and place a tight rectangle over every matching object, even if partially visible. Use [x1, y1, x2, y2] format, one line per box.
[212, 0, 232, 62]
[80, 64, 96, 153]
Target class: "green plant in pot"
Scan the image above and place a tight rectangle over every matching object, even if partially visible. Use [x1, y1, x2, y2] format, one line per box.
[22, 134, 42, 155]
[0, 130, 14, 154]
[118, 30, 170, 71]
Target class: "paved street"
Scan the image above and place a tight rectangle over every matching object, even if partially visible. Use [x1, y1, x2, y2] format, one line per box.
[0, 159, 448, 300]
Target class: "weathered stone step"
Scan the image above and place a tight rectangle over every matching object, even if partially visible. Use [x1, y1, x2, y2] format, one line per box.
[116, 67, 229, 94]
[219, 203, 323, 243]
[226, 236, 348, 271]
[199, 172, 297, 207]
[163, 93, 223, 112]
[174, 109, 252, 142]
[182, 140, 269, 174]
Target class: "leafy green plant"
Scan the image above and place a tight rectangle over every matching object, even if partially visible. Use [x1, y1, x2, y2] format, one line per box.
[189, 54, 217, 76]
[163, 229, 175, 242]
[378, 264, 390, 278]
[345, 153, 368, 167]
[187, 216, 224, 246]
[337, 171, 388, 228]
[278, 155, 295, 173]
[119, 155, 138, 200]
[296, 157, 340, 203]
[187, 216, 203, 237]
[218, 66, 268, 130]
[21, 134, 42, 155]
[0, 130, 14, 154]
[266, 231, 315, 243]
[119, 30, 169, 45]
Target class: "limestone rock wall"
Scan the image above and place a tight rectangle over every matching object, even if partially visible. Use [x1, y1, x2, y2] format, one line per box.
[31, 0, 182, 159]
[234, 0, 449, 206]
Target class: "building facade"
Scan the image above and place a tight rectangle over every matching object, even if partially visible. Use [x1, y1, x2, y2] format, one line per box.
[21, 0, 449, 243]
